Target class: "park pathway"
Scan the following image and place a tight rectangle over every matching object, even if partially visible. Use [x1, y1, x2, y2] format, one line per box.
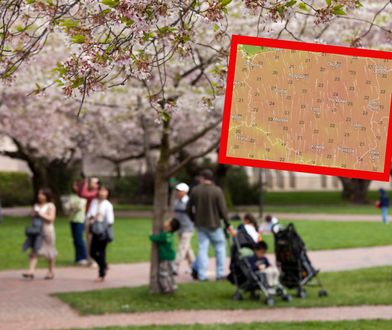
[2, 206, 384, 222]
[1, 245, 392, 330]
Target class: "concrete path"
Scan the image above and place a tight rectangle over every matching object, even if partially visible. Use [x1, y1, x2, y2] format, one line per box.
[2, 206, 383, 222]
[273, 213, 381, 222]
[1, 245, 392, 330]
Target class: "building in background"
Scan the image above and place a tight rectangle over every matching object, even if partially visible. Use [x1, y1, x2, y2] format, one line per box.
[1, 137, 391, 191]
[243, 167, 391, 191]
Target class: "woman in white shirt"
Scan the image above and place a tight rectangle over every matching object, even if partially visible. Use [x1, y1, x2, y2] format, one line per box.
[241, 213, 260, 242]
[233, 213, 260, 243]
[87, 186, 114, 282]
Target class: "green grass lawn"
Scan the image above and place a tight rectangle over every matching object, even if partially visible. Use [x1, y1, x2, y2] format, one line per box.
[56, 266, 392, 315]
[68, 320, 392, 330]
[1, 216, 392, 270]
[258, 190, 382, 206]
[114, 204, 381, 215]
[114, 191, 387, 214]
[0, 217, 153, 270]
[253, 205, 380, 215]
[114, 204, 153, 212]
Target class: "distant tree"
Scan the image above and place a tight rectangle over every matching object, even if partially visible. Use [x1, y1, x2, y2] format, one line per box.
[339, 177, 371, 204]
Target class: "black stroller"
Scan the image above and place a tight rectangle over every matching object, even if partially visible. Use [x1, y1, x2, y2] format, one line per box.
[227, 227, 292, 306]
[273, 223, 328, 298]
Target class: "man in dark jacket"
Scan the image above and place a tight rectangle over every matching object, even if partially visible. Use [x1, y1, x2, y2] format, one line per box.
[187, 169, 234, 281]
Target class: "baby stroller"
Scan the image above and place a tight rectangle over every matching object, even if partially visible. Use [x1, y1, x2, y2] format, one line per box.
[227, 228, 292, 306]
[273, 223, 328, 298]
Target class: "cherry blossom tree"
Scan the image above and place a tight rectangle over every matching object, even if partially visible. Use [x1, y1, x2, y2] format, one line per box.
[0, 87, 146, 205]
[1, 0, 392, 292]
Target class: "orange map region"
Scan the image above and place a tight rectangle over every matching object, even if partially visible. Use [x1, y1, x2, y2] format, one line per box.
[227, 45, 392, 173]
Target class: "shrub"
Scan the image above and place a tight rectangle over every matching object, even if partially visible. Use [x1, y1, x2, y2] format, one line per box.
[100, 174, 154, 204]
[0, 172, 34, 206]
[227, 166, 259, 205]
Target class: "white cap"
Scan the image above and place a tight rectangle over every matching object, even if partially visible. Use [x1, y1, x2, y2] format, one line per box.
[176, 183, 189, 193]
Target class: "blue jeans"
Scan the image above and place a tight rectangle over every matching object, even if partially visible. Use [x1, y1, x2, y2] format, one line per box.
[194, 227, 226, 280]
[381, 207, 389, 224]
[70, 222, 87, 262]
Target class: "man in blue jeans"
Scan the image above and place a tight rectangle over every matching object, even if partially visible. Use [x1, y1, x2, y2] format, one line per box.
[379, 188, 389, 224]
[64, 181, 88, 265]
[186, 169, 235, 281]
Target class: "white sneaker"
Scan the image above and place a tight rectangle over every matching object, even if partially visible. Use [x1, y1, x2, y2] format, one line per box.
[77, 260, 89, 266]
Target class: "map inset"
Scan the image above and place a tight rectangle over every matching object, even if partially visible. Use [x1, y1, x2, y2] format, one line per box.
[226, 44, 392, 173]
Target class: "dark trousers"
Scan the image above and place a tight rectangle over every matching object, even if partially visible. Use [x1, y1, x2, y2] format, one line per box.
[70, 222, 87, 262]
[90, 235, 108, 278]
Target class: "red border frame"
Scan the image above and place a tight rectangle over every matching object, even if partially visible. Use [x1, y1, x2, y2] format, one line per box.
[218, 35, 392, 181]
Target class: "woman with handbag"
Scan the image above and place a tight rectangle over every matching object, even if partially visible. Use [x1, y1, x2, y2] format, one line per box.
[22, 188, 57, 280]
[86, 186, 114, 282]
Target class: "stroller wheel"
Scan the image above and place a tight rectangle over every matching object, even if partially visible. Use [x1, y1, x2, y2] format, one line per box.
[297, 289, 307, 299]
[250, 291, 260, 301]
[265, 297, 275, 306]
[282, 294, 292, 302]
[232, 291, 243, 301]
[318, 289, 328, 297]
[276, 288, 283, 296]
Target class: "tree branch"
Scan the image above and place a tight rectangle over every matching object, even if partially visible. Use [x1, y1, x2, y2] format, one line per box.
[98, 144, 160, 164]
[166, 139, 219, 178]
[169, 120, 220, 155]
[0, 149, 22, 159]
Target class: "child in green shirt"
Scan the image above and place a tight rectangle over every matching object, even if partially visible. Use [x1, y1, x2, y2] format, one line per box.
[149, 218, 180, 293]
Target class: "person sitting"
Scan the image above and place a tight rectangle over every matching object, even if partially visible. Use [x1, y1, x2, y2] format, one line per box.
[246, 241, 280, 287]
[237, 213, 260, 243]
[260, 214, 279, 234]
[149, 218, 180, 293]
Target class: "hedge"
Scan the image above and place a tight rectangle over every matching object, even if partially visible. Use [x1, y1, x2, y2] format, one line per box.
[0, 172, 34, 207]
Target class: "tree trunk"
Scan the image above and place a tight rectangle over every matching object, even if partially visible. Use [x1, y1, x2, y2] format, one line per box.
[28, 159, 49, 198]
[215, 163, 233, 209]
[28, 158, 82, 212]
[339, 177, 371, 204]
[149, 119, 171, 293]
[141, 114, 156, 174]
[114, 162, 122, 179]
[2, 140, 82, 210]
[46, 159, 83, 212]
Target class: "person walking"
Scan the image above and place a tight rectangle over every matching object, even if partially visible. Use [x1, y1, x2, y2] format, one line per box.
[22, 188, 57, 280]
[173, 183, 195, 275]
[186, 169, 234, 281]
[87, 186, 114, 282]
[79, 177, 100, 266]
[378, 188, 389, 224]
[64, 181, 88, 265]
